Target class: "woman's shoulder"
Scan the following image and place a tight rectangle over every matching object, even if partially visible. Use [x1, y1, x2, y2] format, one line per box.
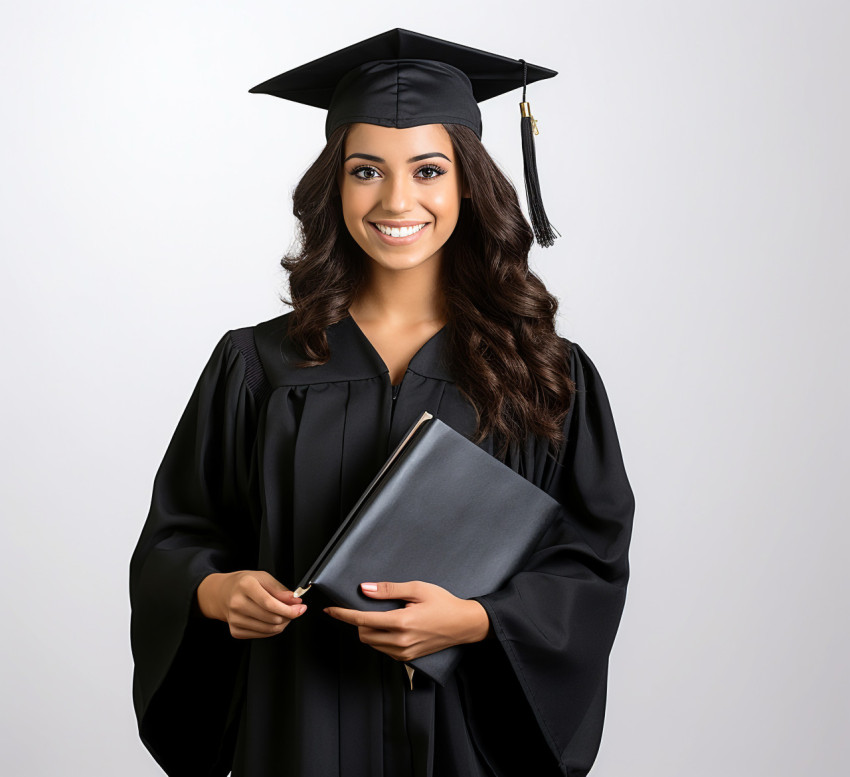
[225, 310, 292, 348]
[190, 312, 292, 406]
[555, 334, 612, 387]
[218, 311, 293, 394]
[556, 333, 580, 372]
[229, 309, 382, 389]
[221, 310, 294, 354]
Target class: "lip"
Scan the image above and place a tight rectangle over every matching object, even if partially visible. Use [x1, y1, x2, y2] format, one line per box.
[368, 221, 430, 246]
[372, 220, 428, 227]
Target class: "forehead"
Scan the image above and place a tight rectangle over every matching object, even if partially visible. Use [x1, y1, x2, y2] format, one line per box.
[343, 123, 453, 157]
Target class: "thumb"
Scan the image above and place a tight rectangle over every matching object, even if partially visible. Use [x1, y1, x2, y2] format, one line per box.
[258, 572, 302, 602]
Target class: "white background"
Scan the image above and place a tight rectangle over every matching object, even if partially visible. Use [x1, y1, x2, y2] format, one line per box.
[1, 1, 847, 775]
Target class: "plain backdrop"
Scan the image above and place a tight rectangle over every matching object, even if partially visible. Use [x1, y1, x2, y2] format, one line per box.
[2, 1, 847, 775]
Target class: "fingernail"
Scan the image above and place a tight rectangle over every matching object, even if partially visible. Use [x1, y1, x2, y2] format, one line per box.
[361, 583, 378, 591]
[298, 605, 307, 614]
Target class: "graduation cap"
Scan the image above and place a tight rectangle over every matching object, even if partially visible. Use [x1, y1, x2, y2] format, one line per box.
[249, 28, 561, 247]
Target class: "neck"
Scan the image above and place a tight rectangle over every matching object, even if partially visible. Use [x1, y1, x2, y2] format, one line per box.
[351, 254, 447, 327]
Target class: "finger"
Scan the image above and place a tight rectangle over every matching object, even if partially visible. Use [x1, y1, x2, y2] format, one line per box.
[325, 606, 399, 630]
[236, 595, 305, 626]
[356, 632, 413, 663]
[323, 606, 361, 626]
[230, 621, 290, 640]
[254, 571, 303, 604]
[359, 580, 425, 602]
[246, 577, 306, 619]
[356, 626, 400, 648]
[231, 612, 291, 636]
[253, 591, 305, 620]
[270, 588, 303, 603]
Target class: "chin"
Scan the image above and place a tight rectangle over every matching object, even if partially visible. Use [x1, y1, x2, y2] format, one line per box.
[357, 240, 438, 268]
[372, 252, 432, 271]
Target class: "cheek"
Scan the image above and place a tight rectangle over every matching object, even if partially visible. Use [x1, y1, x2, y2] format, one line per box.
[431, 191, 454, 213]
[340, 186, 370, 224]
[431, 190, 461, 225]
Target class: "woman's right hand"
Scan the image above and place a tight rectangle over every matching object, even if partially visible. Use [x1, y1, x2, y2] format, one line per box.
[196, 571, 308, 639]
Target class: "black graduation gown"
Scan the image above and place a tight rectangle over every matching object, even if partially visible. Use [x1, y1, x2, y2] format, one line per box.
[129, 311, 635, 777]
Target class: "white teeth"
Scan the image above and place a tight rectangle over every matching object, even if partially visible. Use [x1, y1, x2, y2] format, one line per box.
[375, 222, 426, 237]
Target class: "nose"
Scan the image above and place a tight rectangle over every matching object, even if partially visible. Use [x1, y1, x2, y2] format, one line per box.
[381, 172, 413, 214]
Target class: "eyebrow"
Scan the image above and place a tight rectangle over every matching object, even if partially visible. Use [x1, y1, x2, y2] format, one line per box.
[343, 152, 452, 164]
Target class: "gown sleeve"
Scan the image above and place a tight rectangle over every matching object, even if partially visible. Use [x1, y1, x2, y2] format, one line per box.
[465, 340, 635, 777]
[129, 331, 260, 777]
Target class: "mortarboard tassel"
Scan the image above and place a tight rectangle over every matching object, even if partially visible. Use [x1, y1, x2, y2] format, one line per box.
[519, 59, 560, 247]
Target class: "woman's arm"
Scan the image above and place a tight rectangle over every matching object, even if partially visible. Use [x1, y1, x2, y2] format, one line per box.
[129, 330, 261, 776]
[462, 340, 635, 777]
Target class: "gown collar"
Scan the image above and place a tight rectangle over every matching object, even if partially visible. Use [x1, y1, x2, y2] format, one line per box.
[256, 310, 454, 387]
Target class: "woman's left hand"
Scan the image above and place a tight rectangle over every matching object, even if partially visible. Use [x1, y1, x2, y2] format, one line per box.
[323, 581, 492, 662]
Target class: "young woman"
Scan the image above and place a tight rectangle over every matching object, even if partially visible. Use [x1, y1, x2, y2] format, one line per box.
[130, 30, 635, 777]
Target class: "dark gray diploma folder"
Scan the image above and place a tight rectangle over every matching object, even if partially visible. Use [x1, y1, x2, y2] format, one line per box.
[292, 411, 564, 687]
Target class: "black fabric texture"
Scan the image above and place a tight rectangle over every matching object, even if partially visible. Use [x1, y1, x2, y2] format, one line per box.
[129, 310, 635, 777]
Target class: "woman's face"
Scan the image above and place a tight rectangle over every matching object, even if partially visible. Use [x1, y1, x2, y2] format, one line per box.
[337, 122, 468, 272]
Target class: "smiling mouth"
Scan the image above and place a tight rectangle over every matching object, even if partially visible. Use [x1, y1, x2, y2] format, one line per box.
[370, 222, 429, 237]
[368, 221, 431, 244]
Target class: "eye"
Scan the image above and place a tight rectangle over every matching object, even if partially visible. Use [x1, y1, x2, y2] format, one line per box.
[350, 165, 380, 180]
[416, 164, 447, 180]
[347, 163, 448, 181]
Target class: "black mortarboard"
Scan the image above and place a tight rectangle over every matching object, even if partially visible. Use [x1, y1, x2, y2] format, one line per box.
[249, 28, 561, 247]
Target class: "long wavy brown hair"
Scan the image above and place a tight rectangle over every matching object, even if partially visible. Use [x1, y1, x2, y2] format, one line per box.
[279, 122, 575, 461]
